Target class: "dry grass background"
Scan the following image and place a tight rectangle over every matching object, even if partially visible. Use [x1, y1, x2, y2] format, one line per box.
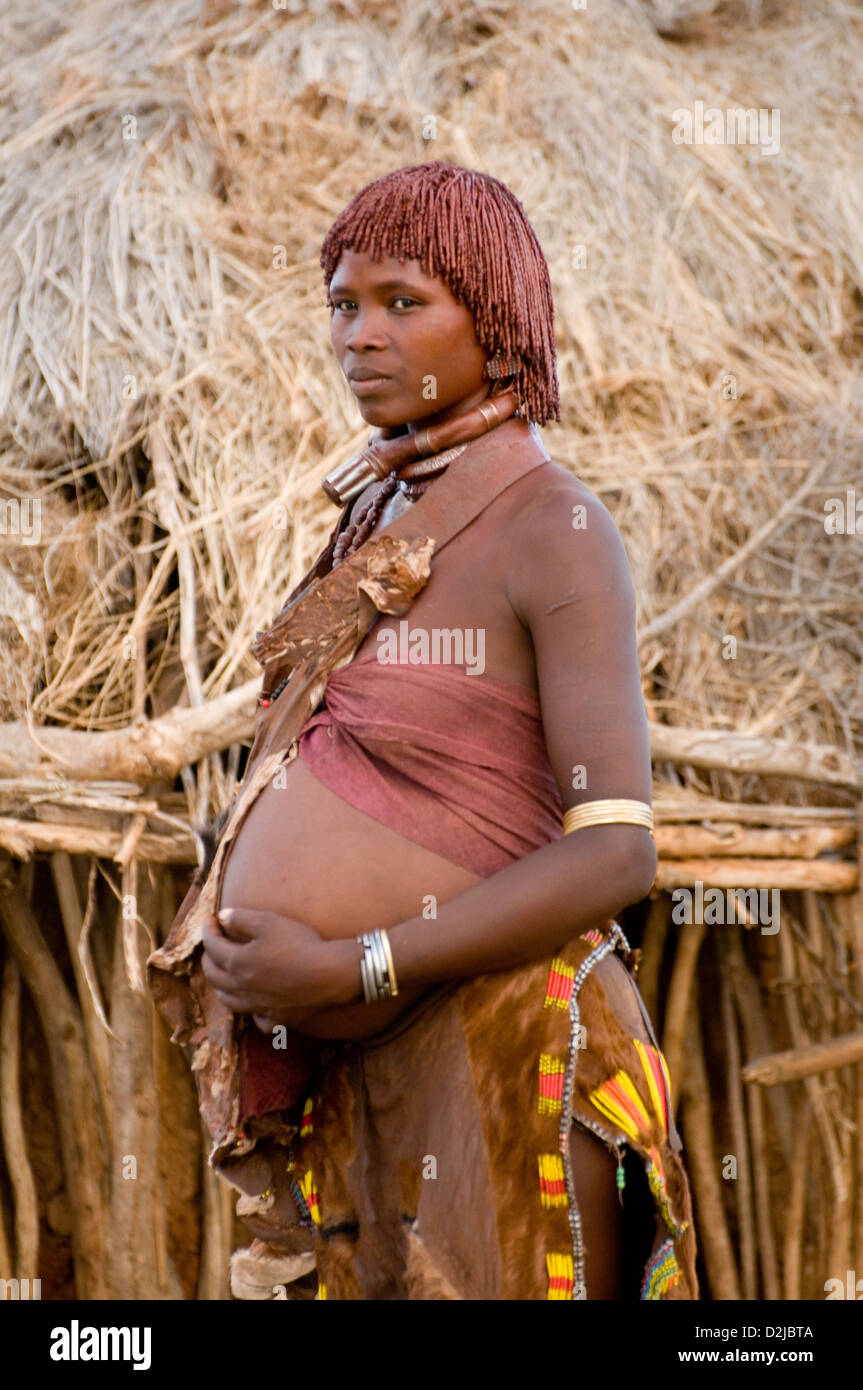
[1, 0, 862, 1300]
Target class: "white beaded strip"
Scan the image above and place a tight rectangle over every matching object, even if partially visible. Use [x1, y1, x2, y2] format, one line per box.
[557, 921, 631, 1301]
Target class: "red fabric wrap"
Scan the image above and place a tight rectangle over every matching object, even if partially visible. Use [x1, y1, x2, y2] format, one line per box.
[238, 1022, 320, 1120]
[297, 651, 564, 876]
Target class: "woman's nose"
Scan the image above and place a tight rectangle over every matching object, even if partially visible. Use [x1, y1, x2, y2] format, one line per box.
[344, 306, 388, 350]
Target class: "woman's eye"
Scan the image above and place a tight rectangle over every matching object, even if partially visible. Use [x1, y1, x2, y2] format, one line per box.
[328, 296, 417, 312]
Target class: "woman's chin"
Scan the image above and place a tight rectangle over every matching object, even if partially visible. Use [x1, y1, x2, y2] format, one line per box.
[355, 399, 407, 429]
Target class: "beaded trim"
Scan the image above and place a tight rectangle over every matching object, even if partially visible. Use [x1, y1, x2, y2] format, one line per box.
[300, 1095, 315, 1138]
[579, 927, 606, 951]
[546, 1252, 574, 1300]
[299, 1169, 321, 1227]
[640, 1236, 682, 1300]
[287, 1173, 315, 1230]
[537, 1053, 566, 1115]
[543, 957, 575, 1010]
[557, 921, 629, 1301]
[538, 1154, 568, 1208]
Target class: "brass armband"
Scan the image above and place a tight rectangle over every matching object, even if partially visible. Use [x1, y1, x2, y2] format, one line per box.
[562, 799, 655, 838]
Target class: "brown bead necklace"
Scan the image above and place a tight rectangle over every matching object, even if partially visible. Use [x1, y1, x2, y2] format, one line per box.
[331, 443, 468, 565]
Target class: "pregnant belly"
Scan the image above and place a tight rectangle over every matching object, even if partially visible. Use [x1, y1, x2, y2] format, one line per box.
[219, 754, 482, 1037]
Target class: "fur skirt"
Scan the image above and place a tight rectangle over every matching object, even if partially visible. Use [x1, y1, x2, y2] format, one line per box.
[226, 920, 699, 1301]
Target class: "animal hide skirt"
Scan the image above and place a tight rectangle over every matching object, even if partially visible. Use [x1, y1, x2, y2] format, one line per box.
[223, 920, 698, 1301]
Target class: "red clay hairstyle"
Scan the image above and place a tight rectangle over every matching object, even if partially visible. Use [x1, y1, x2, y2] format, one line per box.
[320, 161, 560, 427]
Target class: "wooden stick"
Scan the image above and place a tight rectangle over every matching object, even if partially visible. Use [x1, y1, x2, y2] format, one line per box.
[633, 895, 668, 1024]
[743, 1029, 863, 1084]
[653, 795, 857, 827]
[656, 824, 855, 859]
[49, 852, 113, 1138]
[0, 860, 108, 1297]
[832, 816, 863, 1286]
[0, 817, 195, 863]
[197, 1147, 233, 1301]
[108, 869, 181, 1298]
[746, 1079, 780, 1299]
[777, 917, 851, 1284]
[725, 925, 793, 1166]
[0, 957, 39, 1279]
[662, 919, 705, 1117]
[719, 959, 757, 1298]
[0, 1192, 11, 1281]
[649, 725, 860, 792]
[782, 1095, 810, 1300]
[655, 858, 856, 891]
[680, 1004, 742, 1299]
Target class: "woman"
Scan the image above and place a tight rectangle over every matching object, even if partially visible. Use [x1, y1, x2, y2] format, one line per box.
[148, 161, 698, 1301]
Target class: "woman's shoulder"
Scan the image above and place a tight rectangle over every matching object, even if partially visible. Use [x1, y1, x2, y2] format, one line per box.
[500, 458, 635, 619]
[505, 457, 626, 554]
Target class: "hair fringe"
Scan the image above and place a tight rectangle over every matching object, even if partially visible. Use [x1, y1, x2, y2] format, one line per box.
[320, 162, 560, 427]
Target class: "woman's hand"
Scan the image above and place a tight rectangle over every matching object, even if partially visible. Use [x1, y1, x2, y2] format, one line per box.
[200, 907, 361, 1023]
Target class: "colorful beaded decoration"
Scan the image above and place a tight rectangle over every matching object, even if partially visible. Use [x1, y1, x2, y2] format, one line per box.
[546, 1252, 574, 1300]
[300, 1096, 315, 1138]
[556, 922, 630, 1300]
[588, 1040, 689, 1240]
[538, 1154, 568, 1209]
[287, 1171, 315, 1230]
[537, 1053, 566, 1115]
[579, 927, 606, 950]
[299, 1169, 321, 1227]
[543, 957, 575, 1010]
[640, 1237, 682, 1300]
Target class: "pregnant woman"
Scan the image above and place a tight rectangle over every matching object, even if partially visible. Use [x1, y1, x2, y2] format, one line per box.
[148, 161, 698, 1301]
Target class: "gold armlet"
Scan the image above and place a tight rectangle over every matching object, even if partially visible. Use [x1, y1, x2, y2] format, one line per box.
[562, 799, 655, 838]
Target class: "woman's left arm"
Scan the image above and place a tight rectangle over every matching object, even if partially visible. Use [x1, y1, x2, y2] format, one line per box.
[381, 476, 657, 989]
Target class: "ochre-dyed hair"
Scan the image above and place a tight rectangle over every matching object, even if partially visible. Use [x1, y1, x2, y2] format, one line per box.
[320, 161, 560, 426]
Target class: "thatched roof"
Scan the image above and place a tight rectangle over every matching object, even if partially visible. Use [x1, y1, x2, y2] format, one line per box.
[1, 0, 860, 814]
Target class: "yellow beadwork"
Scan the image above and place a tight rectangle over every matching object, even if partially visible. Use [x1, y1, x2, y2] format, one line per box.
[538, 1153, 568, 1209]
[300, 1169, 321, 1226]
[543, 957, 575, 1010]
[546, 1252, 574, 1300]
[537, 1053, 566, 1115]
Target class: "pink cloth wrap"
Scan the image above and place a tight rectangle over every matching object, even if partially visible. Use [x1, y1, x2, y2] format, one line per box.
[297, 650, 564, 876]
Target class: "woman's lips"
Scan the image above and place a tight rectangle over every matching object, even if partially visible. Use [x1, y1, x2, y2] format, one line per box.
[349, 375, 392, 396]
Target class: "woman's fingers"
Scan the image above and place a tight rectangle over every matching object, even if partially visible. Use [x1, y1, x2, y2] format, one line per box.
[202, 922, 245, 969]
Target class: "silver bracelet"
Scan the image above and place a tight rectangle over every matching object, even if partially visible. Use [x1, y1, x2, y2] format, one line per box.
[356, 929, 399, 1004]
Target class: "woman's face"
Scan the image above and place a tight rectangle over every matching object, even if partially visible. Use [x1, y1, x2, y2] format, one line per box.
[328, 248, 493, 431]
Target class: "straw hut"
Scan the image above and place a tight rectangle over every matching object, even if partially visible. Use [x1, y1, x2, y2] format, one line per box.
[1, 0, 861, 1300]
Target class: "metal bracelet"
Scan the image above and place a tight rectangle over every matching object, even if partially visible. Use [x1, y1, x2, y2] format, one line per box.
[356, 930, 397, 1004]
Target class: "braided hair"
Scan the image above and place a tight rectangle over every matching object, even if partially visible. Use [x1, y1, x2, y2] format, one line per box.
[320, 161, 560, 427]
